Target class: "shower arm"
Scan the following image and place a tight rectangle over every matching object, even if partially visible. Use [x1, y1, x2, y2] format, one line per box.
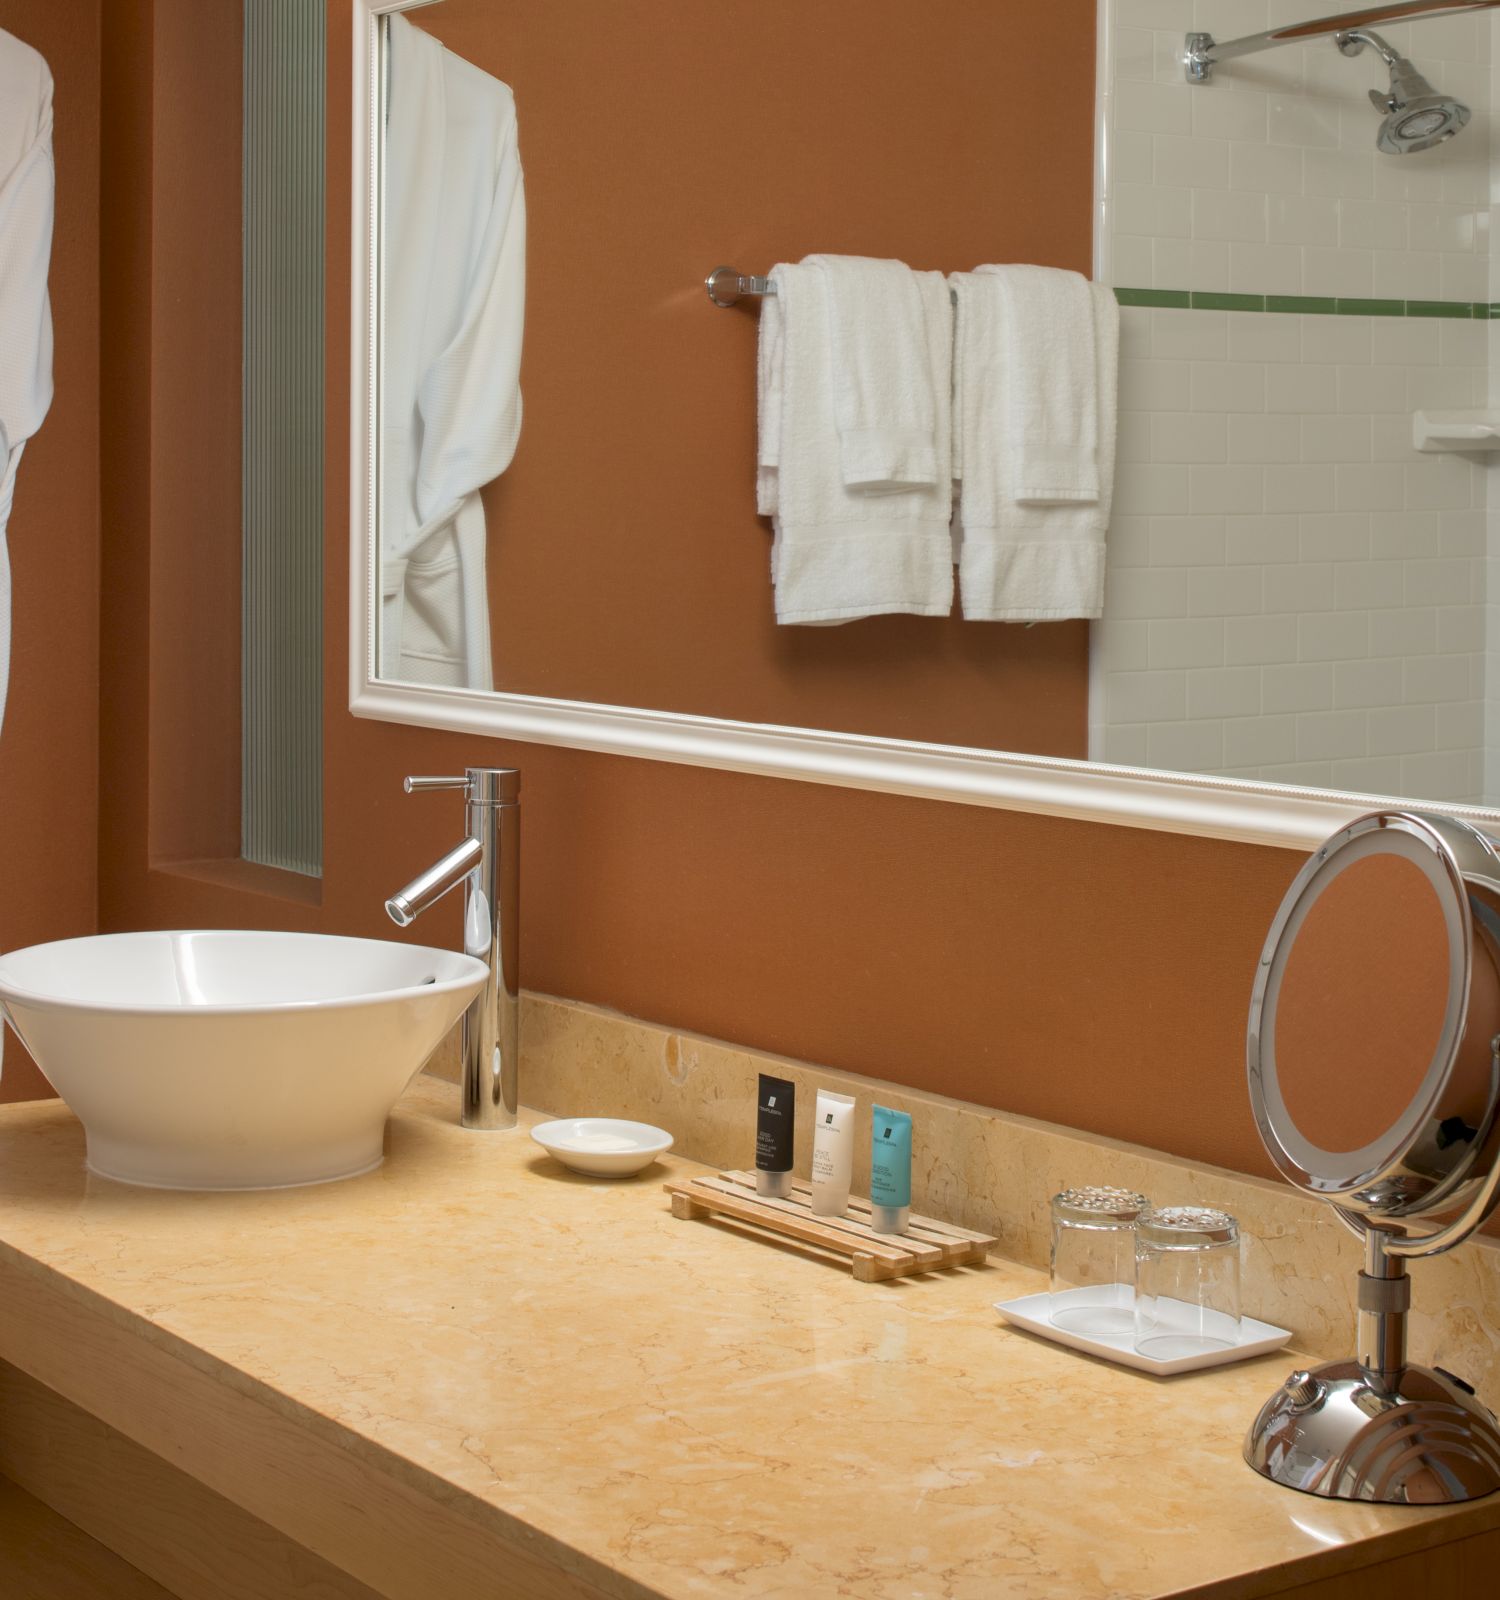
[1336, 29, 1405, 69]
[1184, 0, 1500, 81]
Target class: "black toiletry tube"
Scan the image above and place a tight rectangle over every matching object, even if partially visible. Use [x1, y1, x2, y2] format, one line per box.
[756, 1073, 795, 1197]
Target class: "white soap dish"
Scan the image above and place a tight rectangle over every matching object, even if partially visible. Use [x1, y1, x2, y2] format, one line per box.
[530, 1118, 673, 1177]
[993, 1290, 1293, 1376]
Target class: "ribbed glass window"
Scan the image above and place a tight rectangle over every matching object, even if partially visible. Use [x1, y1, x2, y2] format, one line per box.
[241, 0, 325, 876]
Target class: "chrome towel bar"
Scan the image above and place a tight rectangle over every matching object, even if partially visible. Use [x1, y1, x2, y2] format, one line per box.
[706, 267, 774, 306]
[706, 265, 960, 308]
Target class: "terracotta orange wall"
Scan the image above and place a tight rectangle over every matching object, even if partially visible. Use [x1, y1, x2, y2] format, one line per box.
[146, 0, 242, 867]
[0, 1, 101, 1103]
[88, 0, 1319, 1191]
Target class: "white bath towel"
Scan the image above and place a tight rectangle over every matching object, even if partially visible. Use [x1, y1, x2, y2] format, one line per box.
[980, 263, 1102, 505]
[761, 262, 953, 625]
[0, 29, 54, 742]
[950, 271, 1118, 622]
[805, 254, 939, 492]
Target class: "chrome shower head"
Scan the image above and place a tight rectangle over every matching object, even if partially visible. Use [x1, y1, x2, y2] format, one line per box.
[1371, 66, 1471, 153]
[1338, 28, 1471, 153]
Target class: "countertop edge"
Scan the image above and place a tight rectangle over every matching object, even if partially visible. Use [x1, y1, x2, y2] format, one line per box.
[0, 1233, 663, 1600]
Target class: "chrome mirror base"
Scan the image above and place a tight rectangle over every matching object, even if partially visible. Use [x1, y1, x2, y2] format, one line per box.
[1245, 1360, 1500, 1503]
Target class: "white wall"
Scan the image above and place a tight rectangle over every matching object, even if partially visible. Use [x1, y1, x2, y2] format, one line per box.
[1093, 0, 1494, 805]
[1100, 0, 1491, 300]
[1485, 10, 1500, 805]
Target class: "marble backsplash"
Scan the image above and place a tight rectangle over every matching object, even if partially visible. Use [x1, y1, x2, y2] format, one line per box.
[427, 994, 1500, 1392]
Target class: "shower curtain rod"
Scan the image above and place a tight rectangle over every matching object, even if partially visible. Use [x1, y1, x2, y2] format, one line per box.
[1185, 0, 1500, 81]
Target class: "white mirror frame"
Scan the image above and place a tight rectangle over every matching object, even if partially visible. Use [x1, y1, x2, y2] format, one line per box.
[348, 0, 1500, 852]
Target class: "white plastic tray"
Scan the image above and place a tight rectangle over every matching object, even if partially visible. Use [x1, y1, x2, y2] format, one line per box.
[993, 1290, 1293, 1376]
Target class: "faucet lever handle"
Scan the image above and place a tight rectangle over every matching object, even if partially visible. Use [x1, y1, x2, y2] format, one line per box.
[404, 768, 520, 805]
[403, 775, 470, 794]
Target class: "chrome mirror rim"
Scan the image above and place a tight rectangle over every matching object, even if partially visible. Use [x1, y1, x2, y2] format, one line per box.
[1247, 809, 1500, 1224]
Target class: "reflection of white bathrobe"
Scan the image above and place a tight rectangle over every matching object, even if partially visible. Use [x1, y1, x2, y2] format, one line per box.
[0, 29, 54, 739]
[381, 13, 524, 690]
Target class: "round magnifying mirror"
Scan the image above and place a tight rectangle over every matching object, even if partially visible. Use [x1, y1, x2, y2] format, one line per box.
[1275, 847, 1448, 1155]
[1250, 811, 1500, 1222]
[1244, 810, 1500, 1505]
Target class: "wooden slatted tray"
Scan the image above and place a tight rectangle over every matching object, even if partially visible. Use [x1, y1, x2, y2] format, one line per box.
[664, 1170, 995, 1281]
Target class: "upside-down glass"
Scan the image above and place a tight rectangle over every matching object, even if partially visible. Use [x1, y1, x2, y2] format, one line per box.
[1134, 1205, 1241, 1360]
[1049, 1186, 1151, 1336]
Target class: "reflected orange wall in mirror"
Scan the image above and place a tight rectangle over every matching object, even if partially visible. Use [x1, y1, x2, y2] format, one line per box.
[1275, 853, 1450, 1154]
[420, 0, 1095, 756]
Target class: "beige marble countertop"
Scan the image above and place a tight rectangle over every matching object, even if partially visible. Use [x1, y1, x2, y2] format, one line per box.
[0, 1078, 1495, 1600]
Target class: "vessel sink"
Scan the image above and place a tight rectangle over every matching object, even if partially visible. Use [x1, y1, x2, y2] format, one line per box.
[0, 930, 488, 1190]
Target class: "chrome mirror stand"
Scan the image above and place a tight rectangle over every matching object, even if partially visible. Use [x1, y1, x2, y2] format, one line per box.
[1245, 1221, 1500, 1502]
[1244, 811, 1500, 1503]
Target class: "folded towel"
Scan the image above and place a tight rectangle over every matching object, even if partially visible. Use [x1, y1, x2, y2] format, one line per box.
[756, 281, 783, 517]
[761, 262, 953, 625]
[950, 271, 1118, 622]
[805, 254, 939, 493]
[977, 264, 1101, 505]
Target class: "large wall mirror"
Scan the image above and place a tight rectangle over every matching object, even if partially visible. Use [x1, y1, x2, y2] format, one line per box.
[352, 0, 1500, 850]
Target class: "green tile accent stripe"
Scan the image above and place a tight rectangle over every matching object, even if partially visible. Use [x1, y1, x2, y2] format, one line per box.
[1335, 298, 1404, 317]
[1112, 287, 1190, 308]
[1190, 291, 1264, 312]
[1266, 294, 1337, 315]
[1406, 299, 1475, 319]
[1113, 288, 1497, 319]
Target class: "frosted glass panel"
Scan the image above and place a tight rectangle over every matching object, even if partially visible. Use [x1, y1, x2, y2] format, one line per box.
[242, 0, 325, 876]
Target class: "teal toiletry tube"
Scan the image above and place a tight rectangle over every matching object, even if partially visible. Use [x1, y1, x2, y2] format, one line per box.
[870, 1104, 911, 1234]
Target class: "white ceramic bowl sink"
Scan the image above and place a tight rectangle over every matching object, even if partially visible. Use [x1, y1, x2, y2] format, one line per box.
[0, 931, 488, 1191]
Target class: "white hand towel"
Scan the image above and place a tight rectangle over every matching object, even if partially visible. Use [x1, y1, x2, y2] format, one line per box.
[763, 262, 953, 625]
[950, 272, 1118, 622]
[977, 263, 1101, 505]
[805, 254, 939, 492]
[755, 281, 782, 517]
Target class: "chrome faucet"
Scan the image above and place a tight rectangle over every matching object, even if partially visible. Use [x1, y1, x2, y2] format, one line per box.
[385, 767, 520, 1130]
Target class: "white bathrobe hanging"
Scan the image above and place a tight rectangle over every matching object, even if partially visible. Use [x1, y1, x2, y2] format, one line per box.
[0, 27, 53, 1088]
[381, 13, 524, 691]
[0, 28, 54, 739]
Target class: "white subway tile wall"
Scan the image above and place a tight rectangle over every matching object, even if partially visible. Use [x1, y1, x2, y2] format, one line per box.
[1487, 24, 1500, 807]
[1096, 305, 1489, 798]
[1101, 0, 1492, 298]
[1092, 1, 1497, 804]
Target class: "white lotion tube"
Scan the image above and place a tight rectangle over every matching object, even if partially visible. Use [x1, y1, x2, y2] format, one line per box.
[810, 1089, 856, 1216]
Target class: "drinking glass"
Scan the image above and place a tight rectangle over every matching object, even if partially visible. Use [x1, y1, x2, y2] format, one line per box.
[1134, 1205, 1241, 1360]
[1049, 1185, 1150, 1336]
